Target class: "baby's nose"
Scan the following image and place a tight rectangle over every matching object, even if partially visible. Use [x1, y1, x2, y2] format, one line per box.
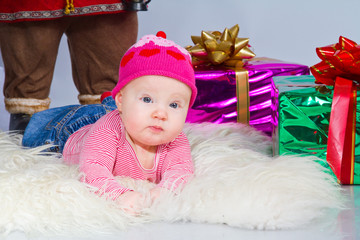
[152, 107, 167, 120]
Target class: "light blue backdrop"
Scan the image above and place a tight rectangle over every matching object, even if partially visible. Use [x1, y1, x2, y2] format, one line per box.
[1, 0, 359, 130]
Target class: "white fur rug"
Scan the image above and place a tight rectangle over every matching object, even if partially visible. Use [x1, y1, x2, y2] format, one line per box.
[0, 123, 345, 237]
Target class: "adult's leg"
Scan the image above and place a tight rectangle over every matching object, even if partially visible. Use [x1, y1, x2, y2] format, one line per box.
[65, 12, 138, 105]
[0, 20, 66, 131]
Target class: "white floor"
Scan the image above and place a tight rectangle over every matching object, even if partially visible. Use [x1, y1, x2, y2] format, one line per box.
[4, 186, 359, 240]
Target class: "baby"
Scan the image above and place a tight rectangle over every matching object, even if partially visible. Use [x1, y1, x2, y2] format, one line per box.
[22, 33, 198, 213]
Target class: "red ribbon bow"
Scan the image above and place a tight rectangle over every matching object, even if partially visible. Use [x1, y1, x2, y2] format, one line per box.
[310, 36, 360, 184]
[310, 36, 360, 85]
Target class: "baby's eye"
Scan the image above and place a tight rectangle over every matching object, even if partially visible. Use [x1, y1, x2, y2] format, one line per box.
[169, 102, 178, 109]
[141, 97, 152, 103]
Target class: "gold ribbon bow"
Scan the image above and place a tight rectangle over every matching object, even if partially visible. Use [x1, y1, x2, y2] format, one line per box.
[186, 24, 255, 67]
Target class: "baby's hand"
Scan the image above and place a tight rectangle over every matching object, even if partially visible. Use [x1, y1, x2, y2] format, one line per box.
[150, 187, 171, 203]
[116, 191, 147, 215]
[150, 187, 162, 202]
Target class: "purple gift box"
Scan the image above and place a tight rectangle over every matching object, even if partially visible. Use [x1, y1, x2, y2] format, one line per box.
[186, 58, 310, 136]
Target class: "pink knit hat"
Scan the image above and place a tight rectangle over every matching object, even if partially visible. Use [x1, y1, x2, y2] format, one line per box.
[111, 32, 197, 107]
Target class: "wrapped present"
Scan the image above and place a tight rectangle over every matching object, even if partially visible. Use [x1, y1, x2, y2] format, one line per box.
[273, 76, 360, 185]
[272, 75, 333, 162]
[311, 36, 360, 184]
[185, 25, 309, 136]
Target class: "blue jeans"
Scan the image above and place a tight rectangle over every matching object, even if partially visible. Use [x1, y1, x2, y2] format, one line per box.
[22, 96, 117, 153]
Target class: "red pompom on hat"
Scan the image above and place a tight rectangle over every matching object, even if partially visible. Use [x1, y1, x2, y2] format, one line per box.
[111, 32, 197, 107]
[156, 31, 167, 39]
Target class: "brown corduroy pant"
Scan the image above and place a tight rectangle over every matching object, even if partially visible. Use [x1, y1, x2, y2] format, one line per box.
[0, 12, 138, 114]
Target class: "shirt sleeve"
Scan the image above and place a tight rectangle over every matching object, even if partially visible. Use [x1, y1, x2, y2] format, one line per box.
[79, 126, 131, 199]
[157, 132, 194, 192]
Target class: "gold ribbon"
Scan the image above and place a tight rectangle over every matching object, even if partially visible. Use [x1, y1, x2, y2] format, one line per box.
[186, 24, 255, 67]
[235, 63, 250, 124]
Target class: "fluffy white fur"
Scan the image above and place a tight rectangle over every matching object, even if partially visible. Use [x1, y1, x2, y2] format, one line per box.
[0, 123, 345, 237]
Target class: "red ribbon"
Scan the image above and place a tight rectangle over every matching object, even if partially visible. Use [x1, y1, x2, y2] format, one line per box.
[310, 36, 360, 184]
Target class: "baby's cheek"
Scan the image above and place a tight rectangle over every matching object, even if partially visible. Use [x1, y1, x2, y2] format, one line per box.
[168, 122, 184, 139]
[173, 110, 188, 125]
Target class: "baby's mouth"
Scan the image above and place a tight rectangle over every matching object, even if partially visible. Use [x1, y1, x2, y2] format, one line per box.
[149, 126, 163, 132]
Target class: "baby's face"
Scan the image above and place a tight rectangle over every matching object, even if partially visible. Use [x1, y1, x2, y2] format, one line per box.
[115, 75, 192, 147]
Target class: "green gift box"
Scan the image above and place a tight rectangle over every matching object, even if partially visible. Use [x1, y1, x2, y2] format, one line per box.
[272, 75, 360, 184]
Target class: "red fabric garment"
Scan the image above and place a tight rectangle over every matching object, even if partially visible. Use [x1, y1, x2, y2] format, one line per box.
[0, 0, 126, 22]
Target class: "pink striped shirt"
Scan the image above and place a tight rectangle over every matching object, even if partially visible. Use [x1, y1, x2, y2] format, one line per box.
[62, 110, 194, 199]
